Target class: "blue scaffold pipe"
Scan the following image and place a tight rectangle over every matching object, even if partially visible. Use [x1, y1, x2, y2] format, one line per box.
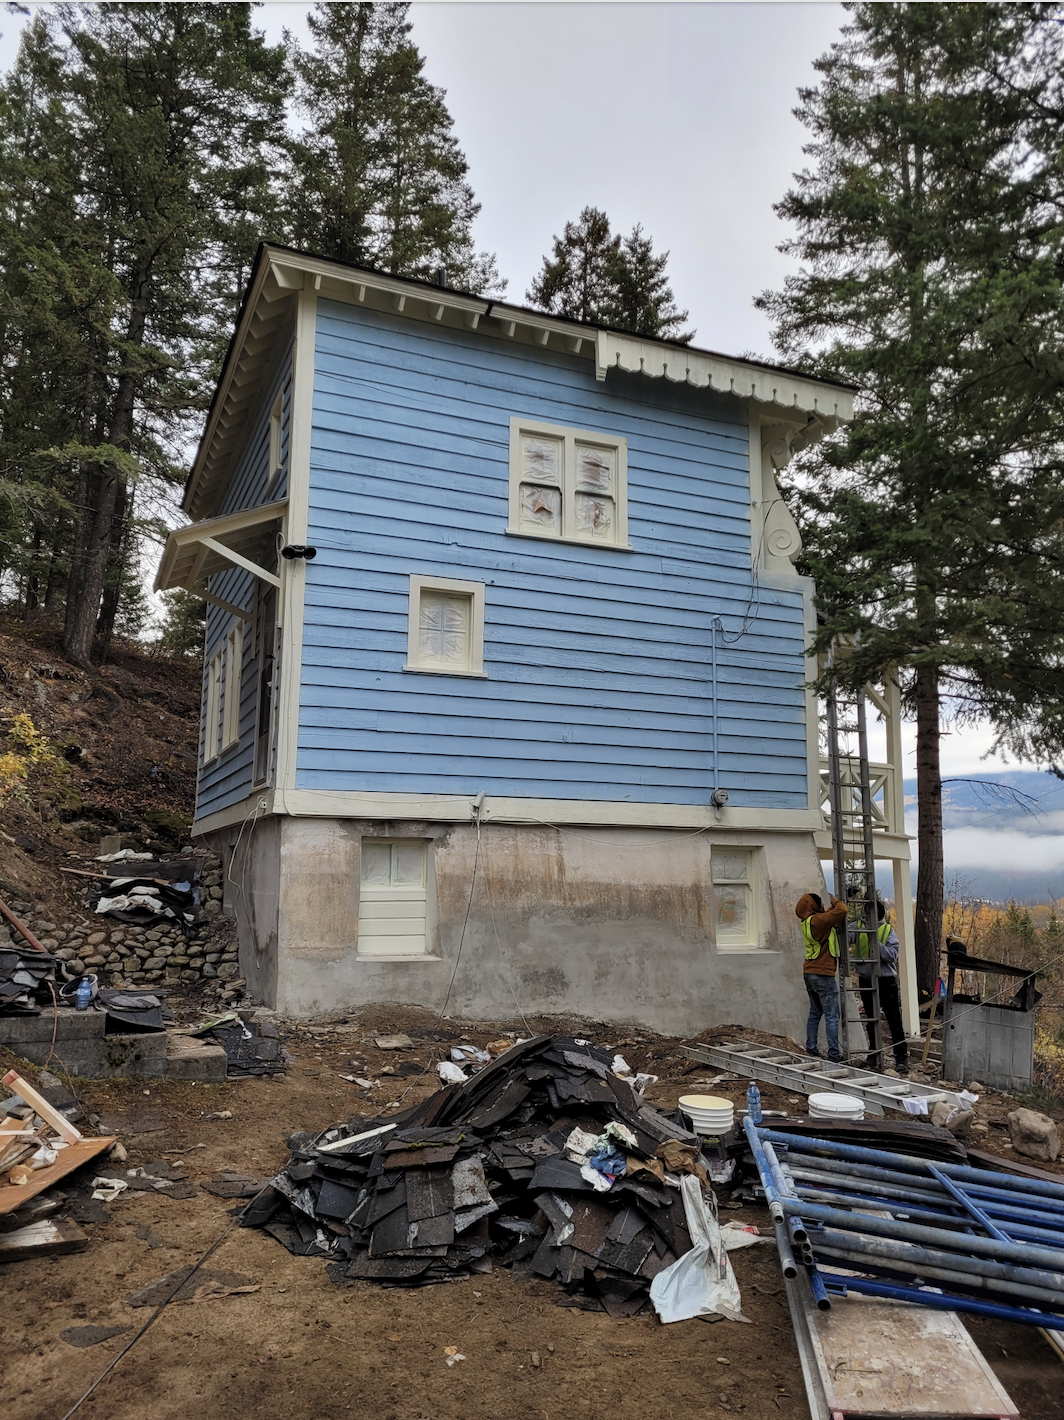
[806, 1266, 831, 1311]
[955, 1177, 1064, 1222]
[809, 1227, 1064, 1297]
[817, 1270, 1064, 1330]
[778, 1195, 1064, 1277]
[761, 1134, 813, 1250]
[812, 1244, 1064, 1308]
[742, 1116, 786, 1224]
[771, 1213, 799, 1279]
[929, 1165, 1011, 1243]
[790, 1182, 1064, 1248]
[758, 1126, 1064, 1203]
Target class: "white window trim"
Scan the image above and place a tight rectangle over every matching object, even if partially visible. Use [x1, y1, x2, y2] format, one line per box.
[204, 648, 223, 764]
[403, 574, 487, 678]
[221, 620, 243, 750]
[507, 415, 630, 549]
[356, 837, 438, 960]
[711, 846, 765, 953]
[265, 390, 283, 497]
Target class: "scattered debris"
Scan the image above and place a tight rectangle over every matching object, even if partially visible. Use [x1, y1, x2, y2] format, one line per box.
[246, 1034, 720, 1317]
[375, 1034, 415, 1051]
[0, 1216, 88, 1261]
[91, 1177, 128, 1202]
[125, 1265, 259, 1307]
[60, 1324, 133, 1348]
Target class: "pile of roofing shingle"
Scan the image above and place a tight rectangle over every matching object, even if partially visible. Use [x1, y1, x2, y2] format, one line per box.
[244, 1034, 709, 1315]
[0, 943, 57, 1015]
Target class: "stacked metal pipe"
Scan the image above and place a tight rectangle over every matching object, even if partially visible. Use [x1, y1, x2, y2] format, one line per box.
[743, 1118, 1064, 1329]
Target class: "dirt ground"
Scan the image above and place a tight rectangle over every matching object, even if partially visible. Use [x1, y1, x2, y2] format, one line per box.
[3, 1006, 1063, 1420]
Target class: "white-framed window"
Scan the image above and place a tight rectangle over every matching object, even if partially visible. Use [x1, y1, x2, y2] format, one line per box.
[221, 621, 243, 750]
[404, 574, 486, 677]
[508, 416, 628, 548]
[204, 648, 223, 764]
[265, 391, 284, 496]
[712, 848, 763, 950]
[357, 839, 433, 958]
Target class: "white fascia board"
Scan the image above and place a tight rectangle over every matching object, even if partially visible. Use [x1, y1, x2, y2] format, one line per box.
[269, 252, 488, 325]
[595, 330, 854, 422]
[192, 788, 824, 837]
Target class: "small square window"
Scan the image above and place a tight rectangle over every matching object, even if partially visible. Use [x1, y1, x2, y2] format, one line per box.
[404, 575, 486, 677]
[508, 417, 628, 548]
[712, 849, 762, 950]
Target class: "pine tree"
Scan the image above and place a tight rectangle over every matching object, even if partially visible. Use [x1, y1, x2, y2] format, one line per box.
[757, 3, 1064, 996]
[527, 207, 692, 341]
[0, 4, 288, 666]
[287, 2, 503, 293]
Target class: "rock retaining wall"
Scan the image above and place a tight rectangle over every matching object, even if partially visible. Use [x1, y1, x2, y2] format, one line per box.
[0, 852, 247, 1003]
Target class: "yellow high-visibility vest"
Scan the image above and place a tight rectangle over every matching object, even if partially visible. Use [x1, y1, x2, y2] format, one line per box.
[853, 920, 891, 961]
[802, 917, 840, 961]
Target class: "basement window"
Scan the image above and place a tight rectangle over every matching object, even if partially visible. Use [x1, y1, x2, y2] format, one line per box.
[712, 848, 762, 950]
[358, 840, 432, 958]
[404, 575, 486, 677]
[507, 416, 628, 548]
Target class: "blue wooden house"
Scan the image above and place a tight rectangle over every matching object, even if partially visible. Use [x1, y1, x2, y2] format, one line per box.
[155, 243, 858, 1034]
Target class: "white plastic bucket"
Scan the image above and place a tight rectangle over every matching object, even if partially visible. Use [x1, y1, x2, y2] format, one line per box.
[679, 1094, 735, 1133]
[808, 1091, 864, 1120]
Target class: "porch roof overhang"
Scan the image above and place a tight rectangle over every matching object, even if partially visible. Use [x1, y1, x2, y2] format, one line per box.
[154, 500, 287, 621]
[184, 243, 855, 521]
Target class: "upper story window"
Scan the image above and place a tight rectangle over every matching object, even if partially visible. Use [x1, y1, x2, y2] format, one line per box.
[404, 575, 486, 677]
[508, 417, 628, 549]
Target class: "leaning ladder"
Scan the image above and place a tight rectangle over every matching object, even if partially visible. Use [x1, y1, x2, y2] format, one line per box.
[825, 670, 885, 1067]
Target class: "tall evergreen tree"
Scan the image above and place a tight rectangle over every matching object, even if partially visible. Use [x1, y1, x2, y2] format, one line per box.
[0, 4, 288, 665]
[757, 2, 1064, 995]
[528, 206, 692, 341]
[287, 2, 503, 293]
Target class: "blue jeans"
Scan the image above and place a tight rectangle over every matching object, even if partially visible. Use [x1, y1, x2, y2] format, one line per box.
[805, 973, 841, 1061]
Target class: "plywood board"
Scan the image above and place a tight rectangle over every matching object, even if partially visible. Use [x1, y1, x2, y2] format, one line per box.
[811, 1295, 1018, 1418]
[0, 1136, 116, 1215]
[0, 1216, 88, 1261]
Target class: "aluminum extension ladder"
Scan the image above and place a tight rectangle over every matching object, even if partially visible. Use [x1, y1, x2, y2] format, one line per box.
[825, 669, 886, 1067]
[678, 1040, 969, 1117]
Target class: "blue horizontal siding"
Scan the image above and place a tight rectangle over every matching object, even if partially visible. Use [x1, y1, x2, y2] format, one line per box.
[195, 346, 292, 819]
[294, 300, 810, 810]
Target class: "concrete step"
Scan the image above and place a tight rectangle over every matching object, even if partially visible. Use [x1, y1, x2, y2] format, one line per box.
[165, 1032, 227, 1082]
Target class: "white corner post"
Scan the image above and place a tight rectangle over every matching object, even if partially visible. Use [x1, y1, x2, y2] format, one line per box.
[273, 278, 316, 813]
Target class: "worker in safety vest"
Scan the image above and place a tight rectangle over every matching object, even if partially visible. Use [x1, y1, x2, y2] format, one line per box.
[796, 891, 848, 1063]
[849, 902, 908, 1076]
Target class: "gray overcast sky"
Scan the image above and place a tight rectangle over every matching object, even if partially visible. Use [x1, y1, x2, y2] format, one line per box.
[2, 1, 1057, 886]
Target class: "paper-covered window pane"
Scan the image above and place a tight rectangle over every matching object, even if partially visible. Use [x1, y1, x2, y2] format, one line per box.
[520, 483, 561, 534]
[418, 590, 470, 666]
[361, 841, 391, 885]
[712, 853, 750, 884]
[576, 444, 614, 495]
[522, 435, 561, 485]
[575, 493, 614, 540]
[392, 842, 426, 886]
[717, 885, 750, 936]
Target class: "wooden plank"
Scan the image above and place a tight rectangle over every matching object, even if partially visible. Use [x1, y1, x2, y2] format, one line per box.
[2, 1071, 81, 1145]
[0, 1137, 116, 1215]
[0, 1216, 88, 1262]
[813, 1295, 1018, 1418]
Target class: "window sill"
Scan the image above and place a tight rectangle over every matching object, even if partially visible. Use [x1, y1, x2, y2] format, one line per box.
[402, 664, 488, 678]
[355, 954, 443, 963]
[716, 945, 778, 954]
[505, 528, 633, 552]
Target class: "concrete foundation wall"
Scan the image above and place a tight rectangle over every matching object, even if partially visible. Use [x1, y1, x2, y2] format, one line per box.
[211, 816, 824, 1038]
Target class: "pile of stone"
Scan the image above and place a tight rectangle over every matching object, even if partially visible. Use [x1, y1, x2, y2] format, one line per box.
[0, 851, 246, 1003]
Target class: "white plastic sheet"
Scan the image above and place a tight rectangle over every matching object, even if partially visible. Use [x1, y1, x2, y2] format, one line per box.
[650, 1175, 745, 1323]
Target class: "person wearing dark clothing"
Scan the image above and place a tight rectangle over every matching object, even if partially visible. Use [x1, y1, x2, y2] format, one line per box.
[850, 903, 909, 1074]
[796, 891, 848, 1063]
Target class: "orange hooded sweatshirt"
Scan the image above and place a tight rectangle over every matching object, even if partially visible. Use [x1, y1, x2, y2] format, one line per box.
[796, 893, 849, 976]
